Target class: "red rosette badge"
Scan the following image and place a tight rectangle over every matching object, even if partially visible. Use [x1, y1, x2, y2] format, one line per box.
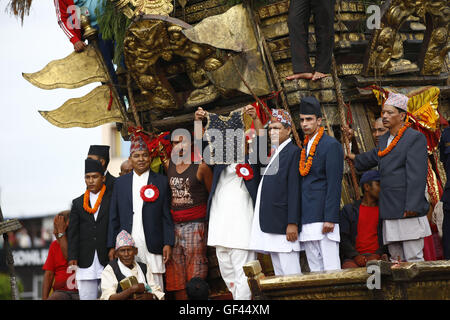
[140, 185, 159, 202]
[236, 164, 254, 181]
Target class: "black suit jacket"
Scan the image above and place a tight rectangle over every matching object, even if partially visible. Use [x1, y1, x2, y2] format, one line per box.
[105, 171, 116, 195]
[68, 189, 111, 268]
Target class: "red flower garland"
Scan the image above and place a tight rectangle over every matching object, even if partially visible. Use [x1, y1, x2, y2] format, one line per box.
[236, 164, 254, 181]
[140, 185, 159, 202]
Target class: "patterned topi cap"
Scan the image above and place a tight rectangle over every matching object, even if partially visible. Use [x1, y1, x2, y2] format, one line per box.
[384, 92, 409, 112]
[130, 134, 148, 155]
[269, 109, 292, 127]
[115, 230, 136, 250]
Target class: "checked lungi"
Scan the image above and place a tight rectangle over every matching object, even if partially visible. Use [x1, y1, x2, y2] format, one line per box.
[165, 221, 208, 291]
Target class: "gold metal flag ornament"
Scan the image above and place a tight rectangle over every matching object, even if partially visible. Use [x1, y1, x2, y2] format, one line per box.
[23, 44, 124, 128]
[38, 85, 123, 128]
[22, 45, 109, 89]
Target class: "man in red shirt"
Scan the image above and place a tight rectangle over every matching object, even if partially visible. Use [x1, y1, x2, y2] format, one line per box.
[42, 211, 79, 300]
[54, 0, 85, 52]
[340, 170, 388, 268]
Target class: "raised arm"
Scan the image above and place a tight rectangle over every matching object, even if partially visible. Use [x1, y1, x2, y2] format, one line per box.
[54, 0, 85, 51]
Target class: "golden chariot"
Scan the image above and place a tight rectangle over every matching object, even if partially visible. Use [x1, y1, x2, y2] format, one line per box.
[7, 0, 450, 299]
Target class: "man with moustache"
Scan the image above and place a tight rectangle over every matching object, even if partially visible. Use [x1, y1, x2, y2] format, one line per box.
[68, 158, 112, 300]
[298, 96, 344, 272]
[347, 93, 431, 262]
[100, 230, 165, 300]
[107, 134, 174, 289]
[249, 109, 303, 276]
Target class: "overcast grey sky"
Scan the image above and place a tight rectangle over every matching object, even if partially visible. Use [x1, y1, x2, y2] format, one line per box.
[0, 1, 103, 218]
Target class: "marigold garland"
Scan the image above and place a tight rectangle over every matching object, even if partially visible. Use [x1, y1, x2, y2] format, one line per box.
[83, 185, 106, 214]
[299, 127, 325, 176]
[377, 122, 411, 157]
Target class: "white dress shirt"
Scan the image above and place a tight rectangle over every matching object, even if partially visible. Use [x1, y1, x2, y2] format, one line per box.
[131, 170, 165, 274]
[208, 163, 255, 250]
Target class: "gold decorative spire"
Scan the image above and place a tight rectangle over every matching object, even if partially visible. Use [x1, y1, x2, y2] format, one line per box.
[110, 0, 174, 18]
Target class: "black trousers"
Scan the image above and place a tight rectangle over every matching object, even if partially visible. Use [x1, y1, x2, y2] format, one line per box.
[287, 0, 335, 74]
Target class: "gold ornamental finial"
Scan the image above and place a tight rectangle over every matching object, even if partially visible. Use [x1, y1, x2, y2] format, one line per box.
[80, 14, 98, 41]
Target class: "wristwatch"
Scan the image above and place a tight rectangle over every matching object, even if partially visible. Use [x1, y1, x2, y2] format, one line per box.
[57, 232, 65, 239]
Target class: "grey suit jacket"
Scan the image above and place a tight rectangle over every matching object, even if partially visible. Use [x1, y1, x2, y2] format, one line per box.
[354, 127, 429, 220]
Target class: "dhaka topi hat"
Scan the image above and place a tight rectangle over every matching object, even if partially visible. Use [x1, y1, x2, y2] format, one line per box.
[269, 109, 292, 127]
[115, 230, 136, 250]
[384, 92, 408, 112]
[130, 134, 148, 155]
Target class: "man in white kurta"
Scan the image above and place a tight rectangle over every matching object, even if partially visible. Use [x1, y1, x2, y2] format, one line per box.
[131, 163, 165, 290]
[195, 104, 265, 300]
[249, 109, 302, 276]
[100, 230, 165, 300]
[208, 163, 257, 300]
[298, 96, 343, 272]
[249, 138, 302, 275]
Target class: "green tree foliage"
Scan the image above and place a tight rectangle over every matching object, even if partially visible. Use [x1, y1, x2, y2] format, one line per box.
[96, 0, 132, 65]
[0, 273, 24, 300]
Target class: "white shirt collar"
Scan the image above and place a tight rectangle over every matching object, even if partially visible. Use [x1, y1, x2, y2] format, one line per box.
[273, 137, 292, 154]
[133, 169, 149, 181]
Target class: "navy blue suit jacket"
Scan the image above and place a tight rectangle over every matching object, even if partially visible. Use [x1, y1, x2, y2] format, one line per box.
[258, 139, 302, 234]
[301, 134, 344, 224]
[107, 170, 175, 254]
[439, 127, 450, 206]
[355, 128, 429, 220]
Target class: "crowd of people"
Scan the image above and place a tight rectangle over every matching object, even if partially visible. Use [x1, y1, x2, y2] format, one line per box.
[38, 0, 449, 301]
[41, 93, 449, 301]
